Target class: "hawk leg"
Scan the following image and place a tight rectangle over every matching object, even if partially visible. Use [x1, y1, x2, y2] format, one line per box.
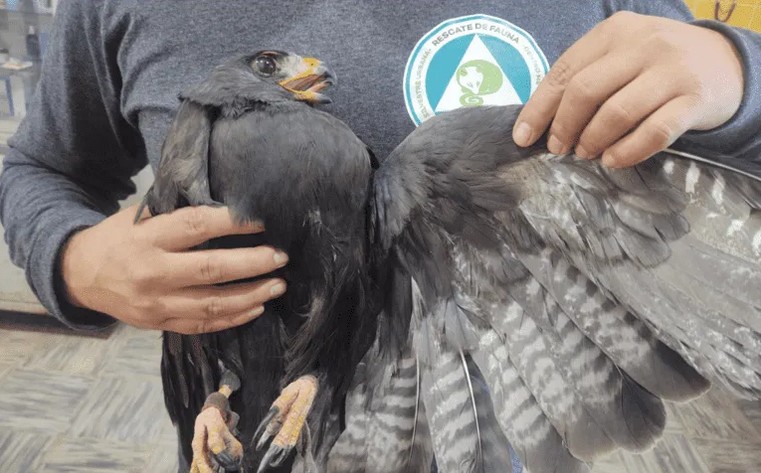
[252, 374, 319, 473]
[190, 370, 243, 473]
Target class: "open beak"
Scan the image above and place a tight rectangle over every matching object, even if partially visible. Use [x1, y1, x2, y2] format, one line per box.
[278, 57, 336, 105]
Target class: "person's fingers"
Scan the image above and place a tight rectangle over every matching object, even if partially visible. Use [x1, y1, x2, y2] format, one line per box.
[167, 278, 286, 320]
[146, 206, 264, 251]
[165, 246, 289, 287]
[575, 71, 679, 159]
[601, 95, 698, 168]
[513, 24, 610, 147]
[546, 52, 642, 154]
[164, 305, 266, 335]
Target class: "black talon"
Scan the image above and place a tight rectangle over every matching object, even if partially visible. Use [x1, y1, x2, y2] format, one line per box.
[269, 445, 291, 467]
[212, 450, 242, 471]
[256, 445, 292, 473]
[257, 446, 279, 473]
[253, 406, 280, 450]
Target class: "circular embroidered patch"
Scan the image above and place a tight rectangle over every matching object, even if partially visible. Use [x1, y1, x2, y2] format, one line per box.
[403, 14, 549, 125]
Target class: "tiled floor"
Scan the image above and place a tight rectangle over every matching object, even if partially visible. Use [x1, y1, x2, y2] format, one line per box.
[0, 319, 759, 473]
[0, 321, 178, 473]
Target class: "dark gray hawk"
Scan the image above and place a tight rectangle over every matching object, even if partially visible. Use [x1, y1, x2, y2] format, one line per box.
[143, 50, 761, 473]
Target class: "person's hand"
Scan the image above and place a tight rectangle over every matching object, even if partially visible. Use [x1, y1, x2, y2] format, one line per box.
[61, 205, 288, 334]
[512, 11, 744, 167]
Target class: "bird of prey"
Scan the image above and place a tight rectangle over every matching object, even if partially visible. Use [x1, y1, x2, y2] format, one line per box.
[142, 50, 378, 473]
[143, 50, 761, 473]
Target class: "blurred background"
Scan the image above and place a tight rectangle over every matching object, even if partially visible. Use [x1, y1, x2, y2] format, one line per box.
[0, 0, 152, 316]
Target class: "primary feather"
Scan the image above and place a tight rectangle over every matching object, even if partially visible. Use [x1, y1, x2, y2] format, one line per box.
[369, 104, 761, 472]
[328, 338, 433, 473]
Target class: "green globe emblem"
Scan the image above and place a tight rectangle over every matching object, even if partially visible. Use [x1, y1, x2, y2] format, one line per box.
[456, 60, 504, 106]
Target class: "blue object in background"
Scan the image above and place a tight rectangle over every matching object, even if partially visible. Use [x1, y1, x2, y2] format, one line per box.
[0, 75, 14, 116]
[4, 1, 55, 13]
[25, 25, 39, 60]
[510, 446, 524, 473]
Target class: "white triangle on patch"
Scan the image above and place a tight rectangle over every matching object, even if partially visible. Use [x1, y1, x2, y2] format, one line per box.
[434, 35, 522, 113]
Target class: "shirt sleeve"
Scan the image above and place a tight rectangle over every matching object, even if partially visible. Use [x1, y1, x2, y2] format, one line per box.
[0, 0, 146, 329]
[679, 20, 761, 163]
[618, 0, 761, 163]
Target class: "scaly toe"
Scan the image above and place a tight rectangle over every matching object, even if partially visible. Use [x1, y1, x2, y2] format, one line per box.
[253, 375, 319, 472]
[191, 407, 243, 473]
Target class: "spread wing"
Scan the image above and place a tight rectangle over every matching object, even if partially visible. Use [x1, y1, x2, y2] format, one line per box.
[341, 104, 761, 473]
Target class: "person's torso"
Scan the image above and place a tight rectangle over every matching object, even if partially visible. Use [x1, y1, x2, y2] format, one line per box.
[107, 0, 623, 167]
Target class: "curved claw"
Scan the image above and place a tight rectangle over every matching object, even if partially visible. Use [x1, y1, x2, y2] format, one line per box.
[257, 444, 292, 473]
[212, 450, 242, 471]
[254, 407, 280, 450]
[251, 375, 319, 473]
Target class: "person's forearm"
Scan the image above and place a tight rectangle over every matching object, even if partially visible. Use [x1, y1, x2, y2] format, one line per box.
[0, 147, 115, 329]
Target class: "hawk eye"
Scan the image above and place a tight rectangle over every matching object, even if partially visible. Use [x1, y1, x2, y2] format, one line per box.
[255, 56, 277, 76]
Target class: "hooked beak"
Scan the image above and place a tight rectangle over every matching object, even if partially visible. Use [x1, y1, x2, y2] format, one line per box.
[278, 57, 336, 105]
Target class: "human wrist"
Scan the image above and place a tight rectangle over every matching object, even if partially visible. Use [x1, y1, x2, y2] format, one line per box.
[59, 227, 92, 309]
[682, 19, 761, 155]
[694, 24, 744, 129]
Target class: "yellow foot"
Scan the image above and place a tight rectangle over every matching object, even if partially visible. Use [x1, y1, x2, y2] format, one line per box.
[253, 375, 319, 473]
[190, 371, 243, 473]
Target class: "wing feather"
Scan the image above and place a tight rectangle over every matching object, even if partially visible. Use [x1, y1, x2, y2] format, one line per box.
[327, 339, 433, 473]
[454, 242, 671, 455]
[470, 329, 590, 473]
[372, 104, 761, 472]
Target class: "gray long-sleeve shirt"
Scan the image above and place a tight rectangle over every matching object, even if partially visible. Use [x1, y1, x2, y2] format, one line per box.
[2, 0, 760, 330]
